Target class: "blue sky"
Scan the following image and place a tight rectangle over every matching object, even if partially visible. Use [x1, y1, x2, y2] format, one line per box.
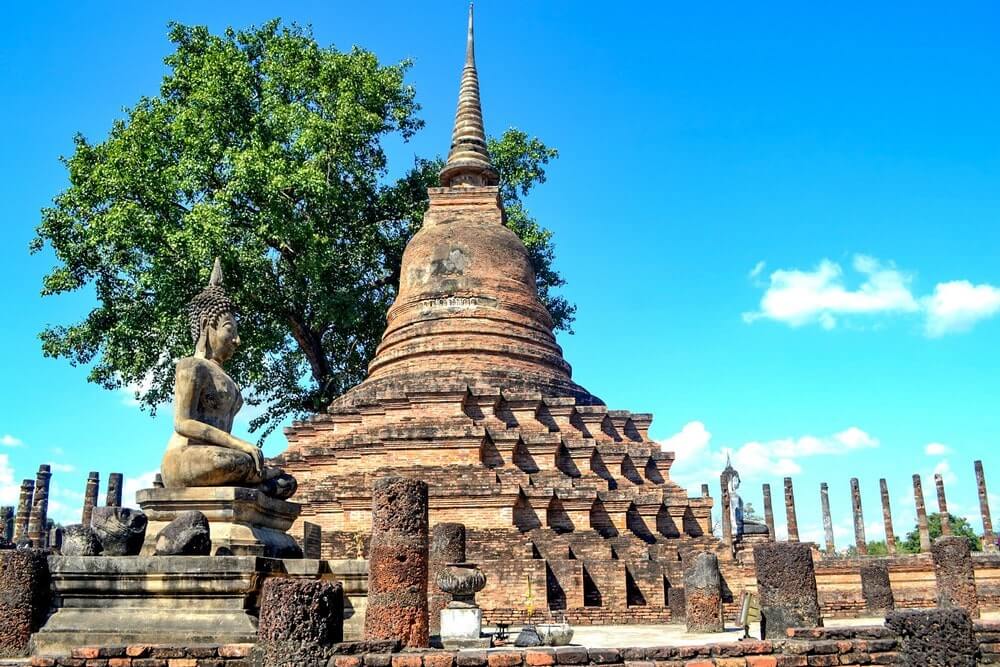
[2, 1, 999, 548]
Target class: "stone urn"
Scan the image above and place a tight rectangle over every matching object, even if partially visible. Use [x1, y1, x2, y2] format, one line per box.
[536, 622, 574, 646]
[436, 562, 487, 607]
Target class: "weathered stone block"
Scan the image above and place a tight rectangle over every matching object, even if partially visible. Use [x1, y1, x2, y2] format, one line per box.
[886, 608, 976, 666]
[154, 511, 211, 556]
[62, 524, 102, 557]
[683, 552, 722, 633]
[859, 562, 894, 615]
[364, 477, 429, 648]
[752, 542, 821, 639]
[91, 507, 147, 556]
[258, 577, 344, 643]
[931, 535, 980, 618]
[0, 548, 51, 657]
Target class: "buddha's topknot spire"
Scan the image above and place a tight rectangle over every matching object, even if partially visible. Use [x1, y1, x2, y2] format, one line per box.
[439, 3, 499, 188]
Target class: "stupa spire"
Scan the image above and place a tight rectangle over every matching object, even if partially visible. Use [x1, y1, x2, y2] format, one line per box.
[439, 3, 499, 188]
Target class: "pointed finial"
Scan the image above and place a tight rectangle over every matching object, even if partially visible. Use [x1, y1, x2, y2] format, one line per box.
[466, 2, 475, 66]
[209, 257, 223, 287]
[439, 3, 499, 188]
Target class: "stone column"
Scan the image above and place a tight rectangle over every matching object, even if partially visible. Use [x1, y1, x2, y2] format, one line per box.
[763, 483, 776, 542]
[820, 482, 835, 554]
[26, 465, 51, 549]
[105, 472, 124, 508]
[752, 542, 821, 638]
[784, 477, 799, 542]
[913, 474, 932, 553]
[12, 480, 33, 544]
[0, 506, 12, 542]
[429, 522, 466, 636]
[975, 461, 995, 552]
[683, 551, 723, 633]
[850, 478, 867, 555]
[365, 476, 429, 647]
[860, 562, 894, 614]
[0, 549, 52, 657]
[81, 472, 99, 526]
[935, 473, 951, 536]
[701, 483, 710, 497]
[931, 535, 980, 618]
[880, 478, 897, 556]
[720, 474, 733, 550]
[701, 484, 712, 532]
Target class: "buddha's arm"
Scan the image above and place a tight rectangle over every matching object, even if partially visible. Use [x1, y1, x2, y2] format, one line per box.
[172, 361, 263, 472]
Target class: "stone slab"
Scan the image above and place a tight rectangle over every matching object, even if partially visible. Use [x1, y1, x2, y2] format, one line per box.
[137, 486, 301, 557]
[32, 555, 285, 655]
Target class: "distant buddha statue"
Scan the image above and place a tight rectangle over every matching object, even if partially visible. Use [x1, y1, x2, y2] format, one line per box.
[160, 258, 297, 499]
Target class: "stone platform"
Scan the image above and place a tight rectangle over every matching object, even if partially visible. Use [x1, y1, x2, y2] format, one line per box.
[32, 555, 290, 654]
[136, 487, 301, 557]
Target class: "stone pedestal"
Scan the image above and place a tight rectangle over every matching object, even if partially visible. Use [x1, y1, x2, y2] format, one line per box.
[753, 542, 822, 639]
[137, 486, 301, 557]
[440, 607, 488, 648]
[932, 535, 980, 618]
[32, 555, 286, 654]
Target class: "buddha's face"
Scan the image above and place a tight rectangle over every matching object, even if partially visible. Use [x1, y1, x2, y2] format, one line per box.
[206, 312, 240, 362]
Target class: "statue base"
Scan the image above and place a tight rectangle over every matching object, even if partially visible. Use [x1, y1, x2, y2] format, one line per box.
[33, 556, 285, 655]
[137, 486, 302, 557]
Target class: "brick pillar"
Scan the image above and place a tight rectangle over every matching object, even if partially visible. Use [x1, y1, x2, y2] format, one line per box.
[913, 474, 931, 553]
[0, 549, 51, 657]
[850, 478, 867, 555]
[753, 542, 821, 638]
[784, 477, 799, 542]
[860, 562, 894, 615]
[0, 507, 12, 542]
[106, 472, 124, 508]
[81, 471, 99, 526]
[26, 465, 51, 549]
[429, 522, 465, 636]
[820, 482, 834, 554]
[720, 474, 733, 549]
[975, 461, 995, 552]
[880, 478, 897, 556]
[761, 483, 775, 542]
[683, 551, 723, 633]
[701, 484, 712, 533]
[365, 476, 429, 647]
[700, 483, 710, 497]
[931, 535, 980, 618]
[935, 473, 951, 536]
[12, 480, 33, 544]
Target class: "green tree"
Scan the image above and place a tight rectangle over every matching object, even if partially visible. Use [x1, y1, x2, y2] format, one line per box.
[898, 513, 982, 553]
[845, 540, 889, 557]
[31, 20, 573, 438]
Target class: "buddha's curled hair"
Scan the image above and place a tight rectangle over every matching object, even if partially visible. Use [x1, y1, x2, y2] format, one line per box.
[188, 258, 237, 343]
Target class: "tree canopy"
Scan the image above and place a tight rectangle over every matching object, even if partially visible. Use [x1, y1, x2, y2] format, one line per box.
[899, 512, 982, 553]
[31, 20, 572, 438]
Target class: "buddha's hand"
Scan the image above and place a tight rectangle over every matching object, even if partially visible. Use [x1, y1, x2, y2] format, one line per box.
[240, 444, 264, 477]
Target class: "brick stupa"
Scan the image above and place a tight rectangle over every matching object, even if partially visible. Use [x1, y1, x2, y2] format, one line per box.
[282, 6, 715, 624]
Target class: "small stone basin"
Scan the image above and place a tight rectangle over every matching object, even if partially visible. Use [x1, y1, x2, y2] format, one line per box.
[536, 622, 574, 646]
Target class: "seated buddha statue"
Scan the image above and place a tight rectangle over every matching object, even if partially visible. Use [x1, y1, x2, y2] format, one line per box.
[160, 258, 297, 500]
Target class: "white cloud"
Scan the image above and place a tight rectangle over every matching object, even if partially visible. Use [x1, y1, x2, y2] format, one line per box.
[922, 281, 1000, 337]
[48, 462, 75, 474]
[121, 376, 154, 407]
[658, 421, 711, 464]
[749, 261, 767, 280]
[924, 442, 951, 456]
[1, 434, 23, 448]
[123, 471, 159, 508]
[662, 421, 879, 489]
[933, 460, 957, 486]
[0, 454, 18, 505]
[744, 255, 918, 329]
[745, 255, 1000, 336]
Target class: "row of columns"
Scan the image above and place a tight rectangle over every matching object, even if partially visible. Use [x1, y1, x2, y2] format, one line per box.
[756, 459, 995, 554]
[9, 467, 126, 548]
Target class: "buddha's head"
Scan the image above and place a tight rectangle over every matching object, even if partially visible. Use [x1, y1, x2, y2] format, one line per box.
[188, 258, 240, 363]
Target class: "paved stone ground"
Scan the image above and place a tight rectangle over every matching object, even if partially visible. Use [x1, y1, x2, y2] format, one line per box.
[486, 617, 887, 648]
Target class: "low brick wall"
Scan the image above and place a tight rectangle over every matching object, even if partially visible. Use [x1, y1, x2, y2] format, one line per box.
[33, 618, 1000, 667]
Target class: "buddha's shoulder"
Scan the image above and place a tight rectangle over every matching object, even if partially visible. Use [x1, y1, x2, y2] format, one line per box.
[176, 356, 215, 376]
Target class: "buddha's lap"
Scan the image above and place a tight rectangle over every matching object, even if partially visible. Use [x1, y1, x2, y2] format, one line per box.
[162, 444, 259, 486]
